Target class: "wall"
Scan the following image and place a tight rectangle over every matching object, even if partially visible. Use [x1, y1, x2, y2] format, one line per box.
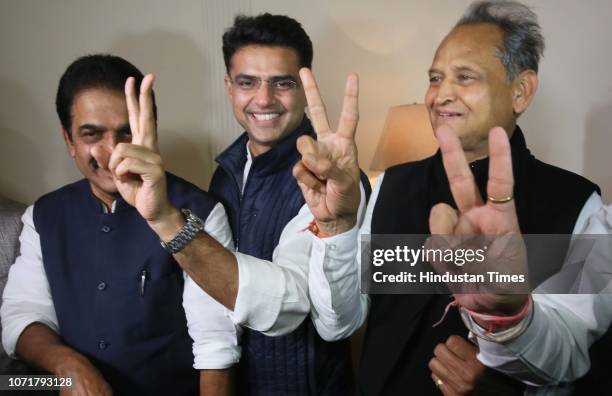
[1, 0, 610, 204]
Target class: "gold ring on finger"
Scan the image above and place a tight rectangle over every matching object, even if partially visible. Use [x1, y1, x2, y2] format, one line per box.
[487, 194, 514, 204]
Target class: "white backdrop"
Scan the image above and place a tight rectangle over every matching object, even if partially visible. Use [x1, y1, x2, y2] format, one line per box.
[1, 0, 610, 204]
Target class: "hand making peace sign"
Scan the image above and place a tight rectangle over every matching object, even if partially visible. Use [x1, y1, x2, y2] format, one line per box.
[429, 125, 529, 315]
[292, 68, 362, 236]
[107, 74, 175, 228]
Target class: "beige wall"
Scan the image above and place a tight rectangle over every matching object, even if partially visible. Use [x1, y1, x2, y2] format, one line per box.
[1, 0, 611, 204]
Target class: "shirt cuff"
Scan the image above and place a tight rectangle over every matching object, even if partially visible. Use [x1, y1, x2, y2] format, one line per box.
[310, 224, 359, 273]
[192, 336, 241, 370]
[2, 316, 59, 358]
[476, 301, 557, 384]
[230, 252, 285, 332]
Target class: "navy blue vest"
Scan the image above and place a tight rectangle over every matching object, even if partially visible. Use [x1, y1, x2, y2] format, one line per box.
[210, 118, 367, 395]
[360, 127, 600, 396]
[33, 173, 217, 396]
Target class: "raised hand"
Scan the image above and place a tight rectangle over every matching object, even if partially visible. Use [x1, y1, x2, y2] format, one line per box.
[428, 125, 528, 315]
[292, 68, 361, 236]
[106, 75, 176, 230]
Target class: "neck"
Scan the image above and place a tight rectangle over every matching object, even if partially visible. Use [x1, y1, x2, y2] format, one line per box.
[248, 141, 272, 157]
[464, 125, 516, 163]
[463, 140, 490, 163]
[90, 183, 117, 212]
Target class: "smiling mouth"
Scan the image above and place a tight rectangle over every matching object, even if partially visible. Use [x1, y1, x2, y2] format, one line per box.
[437, 111, 463, 118]
[250, 113, 281, 121]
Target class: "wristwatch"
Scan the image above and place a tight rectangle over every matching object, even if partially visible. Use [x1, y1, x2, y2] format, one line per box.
[160, 208, 205, 254]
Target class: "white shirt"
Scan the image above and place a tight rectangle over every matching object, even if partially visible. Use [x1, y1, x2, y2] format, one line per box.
[476, 203, 612, 395]
[1, 202, 241, 370]
[308, 171, 606, 393]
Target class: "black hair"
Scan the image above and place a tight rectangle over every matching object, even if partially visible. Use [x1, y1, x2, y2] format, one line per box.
[222, 13, 313, 73]
[56, 54, 156, 136]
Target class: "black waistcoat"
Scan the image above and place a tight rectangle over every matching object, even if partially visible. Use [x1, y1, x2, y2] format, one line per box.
[359, 127, 599, 396]
[33, 173, 217, 396]
[210, 118, 370, 396]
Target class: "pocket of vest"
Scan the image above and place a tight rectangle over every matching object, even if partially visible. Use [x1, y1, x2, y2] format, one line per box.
[111, 270, 188, 342]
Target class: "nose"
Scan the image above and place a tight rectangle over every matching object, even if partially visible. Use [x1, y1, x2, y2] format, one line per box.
[434, 79, 456, 106]
[91, 133, 118, 170]
[253, 81, 276, 107]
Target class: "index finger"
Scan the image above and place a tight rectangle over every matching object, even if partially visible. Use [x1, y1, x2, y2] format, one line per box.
[125, 77, 140, 144]
[336, 73, 359, 139]
[299, 67, 331, 136]
[486, 127, 514, 211]
[437, 124, 483, 212]
[138, 73, 158, 151]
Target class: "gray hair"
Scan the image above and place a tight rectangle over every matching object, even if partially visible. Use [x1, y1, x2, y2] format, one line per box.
[456, 0, 545, 82]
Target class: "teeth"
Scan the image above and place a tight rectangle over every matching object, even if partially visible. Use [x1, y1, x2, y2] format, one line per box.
[439, 112, 459, 117]
[253, 113, 280, 121]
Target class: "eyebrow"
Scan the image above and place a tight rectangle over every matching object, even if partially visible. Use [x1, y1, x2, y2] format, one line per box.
[453, 65, 480, 74]
[77, 123, 131, 133]
[234, 73, 297, 81]
[77, 124, 105, 133]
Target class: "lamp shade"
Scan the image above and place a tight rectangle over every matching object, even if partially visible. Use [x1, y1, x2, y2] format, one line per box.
[370, 104, 438, 171]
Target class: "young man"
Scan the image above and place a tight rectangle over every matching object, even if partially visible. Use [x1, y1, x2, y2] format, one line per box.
[1, 55, 239, 395]
[209, 14, 369, 394]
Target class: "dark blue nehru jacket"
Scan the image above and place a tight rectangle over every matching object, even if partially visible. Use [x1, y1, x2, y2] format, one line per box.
[33, 173, 217, 396]
[210, 118, 369, 396]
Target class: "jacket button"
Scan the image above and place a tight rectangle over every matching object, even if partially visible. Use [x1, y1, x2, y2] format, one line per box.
[98, 340, 108, 350]
[97, 281, 106, 291]
[101, 225, 111, 233]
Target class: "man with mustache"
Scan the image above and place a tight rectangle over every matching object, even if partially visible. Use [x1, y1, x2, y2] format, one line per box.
[1, 54, 239, 395]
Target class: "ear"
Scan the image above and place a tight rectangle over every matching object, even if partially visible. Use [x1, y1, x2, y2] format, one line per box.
[511, 70, 538, 115]
[62, 128, 76, 158]
[224, 74, 233, 97]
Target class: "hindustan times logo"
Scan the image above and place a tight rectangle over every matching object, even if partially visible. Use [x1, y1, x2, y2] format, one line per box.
[372, 245, 487, 267]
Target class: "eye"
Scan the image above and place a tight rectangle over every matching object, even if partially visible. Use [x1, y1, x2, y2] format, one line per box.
[272, 79, 297, 91]
[80, 130, 98, 139]
[429, 75, 441, 84]
[119, 130, 132, 140]
[458, 74, 475, 82]
[234, 77, 256, 90]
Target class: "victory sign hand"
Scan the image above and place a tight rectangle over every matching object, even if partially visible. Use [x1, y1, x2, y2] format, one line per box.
[107, 75, 175, 228]
[428, 125, 529, 315]
[293, 68, 361, 236]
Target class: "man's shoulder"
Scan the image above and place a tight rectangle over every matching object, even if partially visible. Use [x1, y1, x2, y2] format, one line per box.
[382, 155, 437, 188]
[530, 158, 600, 195]
[165, 172, 219, 216]
[34, 179, 90, 207]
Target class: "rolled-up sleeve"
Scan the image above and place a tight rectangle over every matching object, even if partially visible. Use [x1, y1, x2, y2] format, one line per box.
[308, 182, 371, 341]
[1, 205, 59, 358]
[230, 204, 312, 336]
[183, 203, 241, 369]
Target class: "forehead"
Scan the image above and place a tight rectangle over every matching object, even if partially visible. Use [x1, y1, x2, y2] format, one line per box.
[432, 23, 504, 71]
[229, 45, 300, 76]
[71, 88, 127, 125]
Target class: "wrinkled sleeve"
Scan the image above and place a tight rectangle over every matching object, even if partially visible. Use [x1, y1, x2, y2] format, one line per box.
[1, 205, 59, 358]
[476, 195, 612, 385]
[308, 181, 376, 341]
[183, 203, 241, 369]
[229, 204, 312, 336]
